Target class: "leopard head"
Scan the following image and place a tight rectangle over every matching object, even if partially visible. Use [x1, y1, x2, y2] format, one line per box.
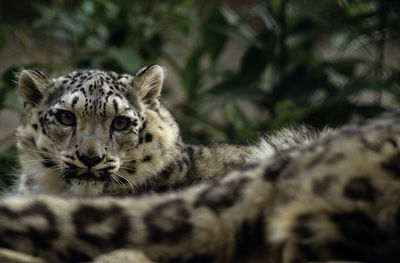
[16, 65, 179, 196]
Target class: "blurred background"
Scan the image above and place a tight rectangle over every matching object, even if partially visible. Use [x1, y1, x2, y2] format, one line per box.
[0, 0, 399, 190]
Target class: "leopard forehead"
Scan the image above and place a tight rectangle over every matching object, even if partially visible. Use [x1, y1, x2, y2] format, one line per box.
[48, 70, 142, 118]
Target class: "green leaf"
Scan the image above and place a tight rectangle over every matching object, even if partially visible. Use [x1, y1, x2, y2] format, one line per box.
[227, 103, 258, 142]
[220, 5, 256, 42]
[202, 7, 229, 61]
[247, 5, 277, 30]
[272, 63, 330, 104]
[180, 47, 205, 97]
[268, 99, 311, 130]
[326, 59, 362, 77]
[169, 10, 192, 35]
[336, 78, 392, 101]
[237, 30, 275, 82]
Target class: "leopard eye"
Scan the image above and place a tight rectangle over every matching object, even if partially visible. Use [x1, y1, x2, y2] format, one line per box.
[112, 116, 131, 131]
[55, 110, 76, 126]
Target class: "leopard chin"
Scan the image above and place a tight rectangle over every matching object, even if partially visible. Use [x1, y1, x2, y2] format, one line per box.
[62, 168, 113, 184]
[67, 179, 107, 196]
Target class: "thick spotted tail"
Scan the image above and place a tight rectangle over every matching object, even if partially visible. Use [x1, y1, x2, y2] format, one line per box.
[0, 164, 272, 263]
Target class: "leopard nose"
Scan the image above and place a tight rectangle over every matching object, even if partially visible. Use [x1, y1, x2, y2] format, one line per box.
[76, 152, 104, 168]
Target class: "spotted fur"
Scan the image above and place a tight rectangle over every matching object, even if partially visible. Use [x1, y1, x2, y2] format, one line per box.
[14, 66, 323, 197]
[2, 109, 400, 262]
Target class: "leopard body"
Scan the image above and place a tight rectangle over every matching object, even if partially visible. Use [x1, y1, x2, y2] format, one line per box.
[0, 109, 400, 262]
[6, 66, 397, 263]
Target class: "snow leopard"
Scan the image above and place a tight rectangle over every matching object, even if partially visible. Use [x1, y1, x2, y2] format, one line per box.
[14, 65, 325, 197]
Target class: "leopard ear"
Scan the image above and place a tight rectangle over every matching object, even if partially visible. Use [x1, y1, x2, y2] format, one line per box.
[134, 65, 164, 109]
[18, 70, 50, 106]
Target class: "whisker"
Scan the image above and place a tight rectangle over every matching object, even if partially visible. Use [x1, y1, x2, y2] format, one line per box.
[23, 149, 65, 162]
[113, 171, 136, 192]
[122, 158, 137, 163]
[20, 159, 65, 171]
[110, 174, 123, 187]
[119, 165, 138, 170]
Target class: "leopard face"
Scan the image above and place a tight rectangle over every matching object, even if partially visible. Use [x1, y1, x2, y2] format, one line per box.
[16, 66, 171, 196]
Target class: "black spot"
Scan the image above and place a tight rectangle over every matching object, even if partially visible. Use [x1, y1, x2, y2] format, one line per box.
[141, 121, 147, 131]
[330, 211, 386, 245]
[343, 176, 377, 203]
[264, 157, 290, 182]
[25, 177, 36, 187]
[71, 96, 79, 108]
[0, 202, 60, 250]
[45, 87, 65, 106]
[184, 146, 195, 181]
[39, 116, 45, 127]
[63, 168, 79, 183]
[325, 153, 346, 164]
[28, 137, 35, 145]
[125, 167, 136, 174]
[386, 137, 398, 148]
[324, 241, 366, 261]
[73, 205, 131, 249]
[297, 213, 314, 223]
[143, 155, 152, 162]
[234, 213, 265, 258]
[194, 178, 249, 213]
[61, 247, 92, 262]
[32, 124, 38, 131]
[297, 244, 319, 261]
[153, 185, 169, 193]
[24, 203, 60, 249]
[145, 133, 153, 143]
[113, 99, 119, 113]
[171, 182, 186, 191]
[158, 164, 174, 180]
[40, 154, 57, 169]
[360, 136, 381, 152]
[312, 175, 335, 196]
[238, 162, 259, 172]
[145, 199, 193, 244]
[98, 166, 115, 172]
[64, 155, 75, 161]
[306, 154, 325, 169]
[292, 213, 315, 240]
[381, 153, 400, 179]
[293, 225, 314, 239]
[177, 159, 184, 172]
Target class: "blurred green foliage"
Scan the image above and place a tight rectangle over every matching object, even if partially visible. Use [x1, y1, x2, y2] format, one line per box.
[0, 0, 400, 190]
